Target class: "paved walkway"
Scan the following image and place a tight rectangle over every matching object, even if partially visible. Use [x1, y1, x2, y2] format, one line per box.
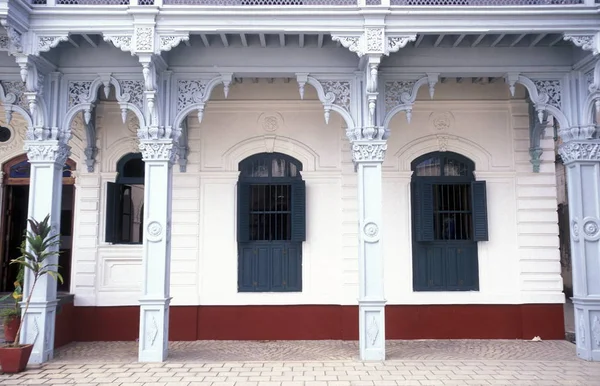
[1, 340, 599, 385]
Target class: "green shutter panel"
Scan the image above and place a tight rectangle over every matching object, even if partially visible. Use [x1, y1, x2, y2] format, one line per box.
[414, 182, 434, 242]
[105, 182, 120, 243]
[291, 180, 306, 242]
[471, 181, 489, 241]
[238, 246, 255, 292]
[237, 182, 251, 242]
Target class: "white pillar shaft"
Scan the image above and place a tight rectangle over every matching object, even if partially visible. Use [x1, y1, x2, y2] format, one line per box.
[20, 140, 69, 364]
[563, 149, 600, 361]
[354, 140, 386, 361]
[138, 141, 174, 362]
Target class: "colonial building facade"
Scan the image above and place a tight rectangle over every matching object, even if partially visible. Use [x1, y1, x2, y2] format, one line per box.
[0, 0, 599, 365]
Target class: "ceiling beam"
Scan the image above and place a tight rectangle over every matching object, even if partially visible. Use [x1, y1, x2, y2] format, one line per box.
[548, 34, 564, 47]
[240, 33, 248, 47]
[529, 33, 547, 47]
[317, 33, 323, 48]
[200, 34, 210, 47]
[259, 33, 266, 48]
[471, 34, 486, 48]
[81, 34, 97, 48]
[67, 36, 79, 48]
[414, 34, 425, 48]
[434, 34, 445, 47]
[299, 33, 304, 48]
[490, 34, 505, 47]
[453, 34, 466, 48]
[457, 77, 464, 83]
[220, 33, 229, 47]
[279, 33, 285, 47]
[510, 33, 527, 47]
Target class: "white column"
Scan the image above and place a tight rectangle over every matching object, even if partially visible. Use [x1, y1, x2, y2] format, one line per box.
[353, 140, 387, 361]
[20, 140, 69, 364]
[138, 139, 175, 362]
[560, 135, 600, 361]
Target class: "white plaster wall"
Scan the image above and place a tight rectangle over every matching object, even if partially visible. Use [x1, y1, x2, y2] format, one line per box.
[45, 81, 562, 307]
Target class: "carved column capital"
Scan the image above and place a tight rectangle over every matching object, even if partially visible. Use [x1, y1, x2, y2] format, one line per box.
[139, 139, 177, 163]
[559, 139, 600, 164]
[351, 140, 387, 163]
[24, 140, 70, 165]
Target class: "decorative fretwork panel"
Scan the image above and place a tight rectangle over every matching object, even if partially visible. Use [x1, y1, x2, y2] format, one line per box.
[391, 0, 581, 4]
[55, 0, 130, 4]
[164, 0, 355, 4]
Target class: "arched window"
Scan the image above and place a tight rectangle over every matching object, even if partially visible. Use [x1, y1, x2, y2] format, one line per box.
[105, 153, 145, 244]
[411, 151, 488, 291]
[237, 153, 305, 292]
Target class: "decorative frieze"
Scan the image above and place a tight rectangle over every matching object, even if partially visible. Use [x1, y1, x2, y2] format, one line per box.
[135, 27, 154, 52]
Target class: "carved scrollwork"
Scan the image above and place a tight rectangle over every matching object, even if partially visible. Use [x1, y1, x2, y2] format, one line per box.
[177, 80, 207, 113]
[564, 34, 599, 56]
[1, 81, 28, 111]
[533, 80, 562, 110]
[68, 81, 93, 108]
[592, 315, 600, 348]
[36, 35, 69, 55]
[135, 27, 154, 52]
[320, 81, 351, 112]
[158, 35, 189, 53]
[366, 28, 384, 53]
[366, 316, 379, 347]
[103, 35, 133, 54]
[387, 35, 417, 54]
[579, 313, 586, 347]
[120, 80, 145, 111]
[385, 81, 415, 111]
[331, 35, 363, 56]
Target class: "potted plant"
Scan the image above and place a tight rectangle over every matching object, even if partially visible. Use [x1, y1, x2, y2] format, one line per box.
[0, 215, 63, 373]
[0, 262, 24, 343]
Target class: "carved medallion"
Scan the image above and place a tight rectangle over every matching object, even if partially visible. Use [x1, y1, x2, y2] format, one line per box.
[146, 221, 163, 242]
[258, 112, 284, 133]
[582, 217, 600, 241]
[363, 221, 380, 243]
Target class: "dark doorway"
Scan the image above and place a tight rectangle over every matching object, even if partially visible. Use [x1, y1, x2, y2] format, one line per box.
[0, 155, 76, 293]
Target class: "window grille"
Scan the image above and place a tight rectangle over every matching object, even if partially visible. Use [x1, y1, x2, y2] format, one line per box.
[432, 184, 472, 241]
[249, 184, 291, 241]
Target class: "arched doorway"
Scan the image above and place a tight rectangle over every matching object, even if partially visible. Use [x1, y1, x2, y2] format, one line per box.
[410, 151, 488, 291]
[237, 152, 306, 292]
[0, 154, 76, 293]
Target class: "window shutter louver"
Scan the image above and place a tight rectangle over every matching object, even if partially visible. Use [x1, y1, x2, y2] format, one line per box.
[415, 182, 435, 242]
[105, 182, 120, 243]
[237, 182, 251, 243]
[290, 180, 306, 242]
[471, 180, 489, 242]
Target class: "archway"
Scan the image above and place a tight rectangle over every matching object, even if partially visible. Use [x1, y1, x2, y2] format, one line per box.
[0, 154, 76, 293]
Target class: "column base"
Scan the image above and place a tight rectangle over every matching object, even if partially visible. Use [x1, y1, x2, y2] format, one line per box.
[573, 297, 600, 361]
[359, 299, 386, 361]
[138, 298, 171, 362]
[20, 300, 58, 364]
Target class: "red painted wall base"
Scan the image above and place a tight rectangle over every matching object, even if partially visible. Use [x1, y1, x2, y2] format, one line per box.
[72, 304, 565, 342]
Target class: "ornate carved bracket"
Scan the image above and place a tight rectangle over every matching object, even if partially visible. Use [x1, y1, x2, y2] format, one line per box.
[382, 74, 439, 126]
[564, 33, 600, 56]
[528, 100, 549, 173]
[84, 112, 97, 172]
[0, 19, 23, 55]
[331, 29, 416, 57]
[178, 119, 189, 173]
[174, 73, 233, 128]
[103, 29, 189, 56]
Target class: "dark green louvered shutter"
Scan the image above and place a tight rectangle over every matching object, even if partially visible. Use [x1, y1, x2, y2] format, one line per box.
[471, 180, 489, 241]
[105, 182, 120, 243]
[290, 180, 306, 242]
[414, 182, 434, 242]
[237, 182, 251, 242]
